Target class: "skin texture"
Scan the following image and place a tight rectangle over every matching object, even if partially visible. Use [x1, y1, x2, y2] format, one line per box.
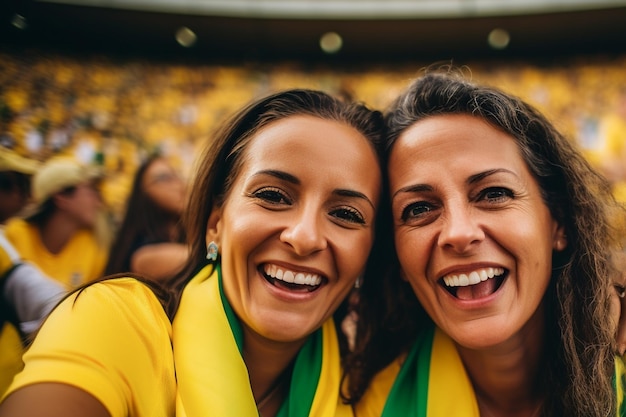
[141, 158, 187, 216]
[0, 384, 109, 417]
[388, 114, 566, 415]
[54, 181, 103, 231]
[206, 115, 381, 344]
[389, 114, 566, 349]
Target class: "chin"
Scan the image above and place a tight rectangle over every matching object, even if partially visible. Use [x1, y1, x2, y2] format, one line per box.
[446, 321, 515, 350]
[256, 316, 319, 343]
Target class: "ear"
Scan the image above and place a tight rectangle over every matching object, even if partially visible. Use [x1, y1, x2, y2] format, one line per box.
[552, 223, 567, 252]
[205, 205, 223, 246]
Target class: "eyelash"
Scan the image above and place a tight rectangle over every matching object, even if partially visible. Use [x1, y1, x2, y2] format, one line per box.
[251, 188, 366, 225]
[476, 187, 514, 203]
[400, 201, 435, 222]
[331, 207, 365, 225]
[252, 187, 291, 205]
[399, 187, 515, 222]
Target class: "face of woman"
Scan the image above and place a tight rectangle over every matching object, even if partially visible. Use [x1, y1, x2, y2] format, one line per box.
[207, 115, 381, 343]
[142, 159, 187, 215]
[388, 114, 566, 349]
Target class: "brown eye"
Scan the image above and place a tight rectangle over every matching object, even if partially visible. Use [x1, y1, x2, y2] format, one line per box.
[614, 284, 626, 299]
[330, 207, 365, 225]
[253, 188, 291, 205]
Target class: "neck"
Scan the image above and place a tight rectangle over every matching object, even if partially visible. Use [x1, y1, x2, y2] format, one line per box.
[39, 213, 80, 254]
[456, 310, 546, 417]
[242, 326, 305, 417]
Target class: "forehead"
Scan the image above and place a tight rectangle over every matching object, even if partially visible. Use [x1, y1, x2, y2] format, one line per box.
[388, 114, 533, 192]
[391, 114, 523, 166]
[235, 114, 381, 195]
[244, 115, 378, 170]
[145, 159, 173, 175]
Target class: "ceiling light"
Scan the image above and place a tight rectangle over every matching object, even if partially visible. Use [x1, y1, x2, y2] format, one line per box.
[487, 28, 510, 50]
[320, 32, 343, 54]
[175, 27, 197, 48]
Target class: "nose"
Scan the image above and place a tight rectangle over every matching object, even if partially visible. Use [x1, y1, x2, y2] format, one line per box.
[437, 202, 484, 253]
[280, 206, 328, 256]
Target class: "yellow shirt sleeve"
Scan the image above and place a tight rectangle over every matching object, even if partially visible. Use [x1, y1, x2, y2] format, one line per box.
[3, 278, 175, 417]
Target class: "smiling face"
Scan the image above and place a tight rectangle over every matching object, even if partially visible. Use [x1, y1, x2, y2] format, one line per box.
[388, 114, 566, 349]
[206, 115, 381, 343]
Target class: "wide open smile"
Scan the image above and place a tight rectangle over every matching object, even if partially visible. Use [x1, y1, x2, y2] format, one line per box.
[439, 267, 508, 300]
[262, 263, 326, 293]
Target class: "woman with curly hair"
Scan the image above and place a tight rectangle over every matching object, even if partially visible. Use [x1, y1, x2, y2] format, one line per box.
[346, 69, 625, 417]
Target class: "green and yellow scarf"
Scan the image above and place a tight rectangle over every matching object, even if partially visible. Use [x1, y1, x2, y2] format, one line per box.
[173, 264, 352, 417]
[378, 325, 479, 417]
[358, 325, 626, 417]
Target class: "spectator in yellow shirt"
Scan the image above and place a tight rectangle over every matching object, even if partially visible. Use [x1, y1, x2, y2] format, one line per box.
[4, 157, 108, 289]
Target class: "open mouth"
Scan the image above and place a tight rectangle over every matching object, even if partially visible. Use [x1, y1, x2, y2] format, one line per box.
[439, 267, 507, 300]
[262, 264, 325, 293]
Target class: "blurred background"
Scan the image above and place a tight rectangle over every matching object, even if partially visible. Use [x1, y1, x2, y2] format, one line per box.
[1, 0, 626, 217]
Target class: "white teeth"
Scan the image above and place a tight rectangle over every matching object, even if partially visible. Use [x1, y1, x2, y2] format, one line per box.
[283, 270, 295, 283]
[263, 264, 322, 286]
[468, 271, 480, 285]
[443, 267, 505, 287]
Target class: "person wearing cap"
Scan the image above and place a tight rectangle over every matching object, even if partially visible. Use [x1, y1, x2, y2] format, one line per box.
[3, 157, 108, 289]
[0, 148, 66, 395]
[0, 148, 40, 225]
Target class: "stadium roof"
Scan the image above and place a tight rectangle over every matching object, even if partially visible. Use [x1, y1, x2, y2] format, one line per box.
[2, 0, 626, 62]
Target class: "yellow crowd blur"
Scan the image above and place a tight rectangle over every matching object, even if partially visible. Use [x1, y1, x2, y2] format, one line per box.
[1, 51, 625, 218]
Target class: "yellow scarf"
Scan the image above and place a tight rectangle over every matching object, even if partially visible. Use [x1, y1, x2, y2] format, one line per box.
[356, 326, 478, 417]
[173, 264, 352, 417]
[360, 326, 626, 417]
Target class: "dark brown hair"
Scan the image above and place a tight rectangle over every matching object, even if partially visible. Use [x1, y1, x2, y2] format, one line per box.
[345, 69, 621, 417]
[104, 155, 185, 276]
[161, 88, 385, 320]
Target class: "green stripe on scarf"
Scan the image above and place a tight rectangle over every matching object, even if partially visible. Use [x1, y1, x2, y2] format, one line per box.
[381, 326, 434, 417]
[378, 325, 480, 417]
[217, 264, 323, 417]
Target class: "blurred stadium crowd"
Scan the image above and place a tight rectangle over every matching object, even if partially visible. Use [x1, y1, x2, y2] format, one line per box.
[1, 49, 625, 217]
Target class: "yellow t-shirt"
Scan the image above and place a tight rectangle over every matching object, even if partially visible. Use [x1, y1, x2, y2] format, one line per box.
[2, 278, 175, 417]
[4, 218, 107, 289]
[0, 323, 23, 397]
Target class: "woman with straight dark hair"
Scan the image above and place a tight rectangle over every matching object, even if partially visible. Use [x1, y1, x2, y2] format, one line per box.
[104, 155, 188, 282]
[0, 88, 385, 417]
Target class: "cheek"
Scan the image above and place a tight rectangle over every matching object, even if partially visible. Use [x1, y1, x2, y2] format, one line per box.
[335, 230, 375, 277]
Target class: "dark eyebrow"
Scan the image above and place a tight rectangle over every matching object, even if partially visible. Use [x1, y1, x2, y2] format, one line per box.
[253, 169, 300, 184]
[254, 170, 375, 209]
[392, 168, 519, 200]
[467, 168, 518, 184]
[334, 189, 376, 210]
[392, 184, 433, 200]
